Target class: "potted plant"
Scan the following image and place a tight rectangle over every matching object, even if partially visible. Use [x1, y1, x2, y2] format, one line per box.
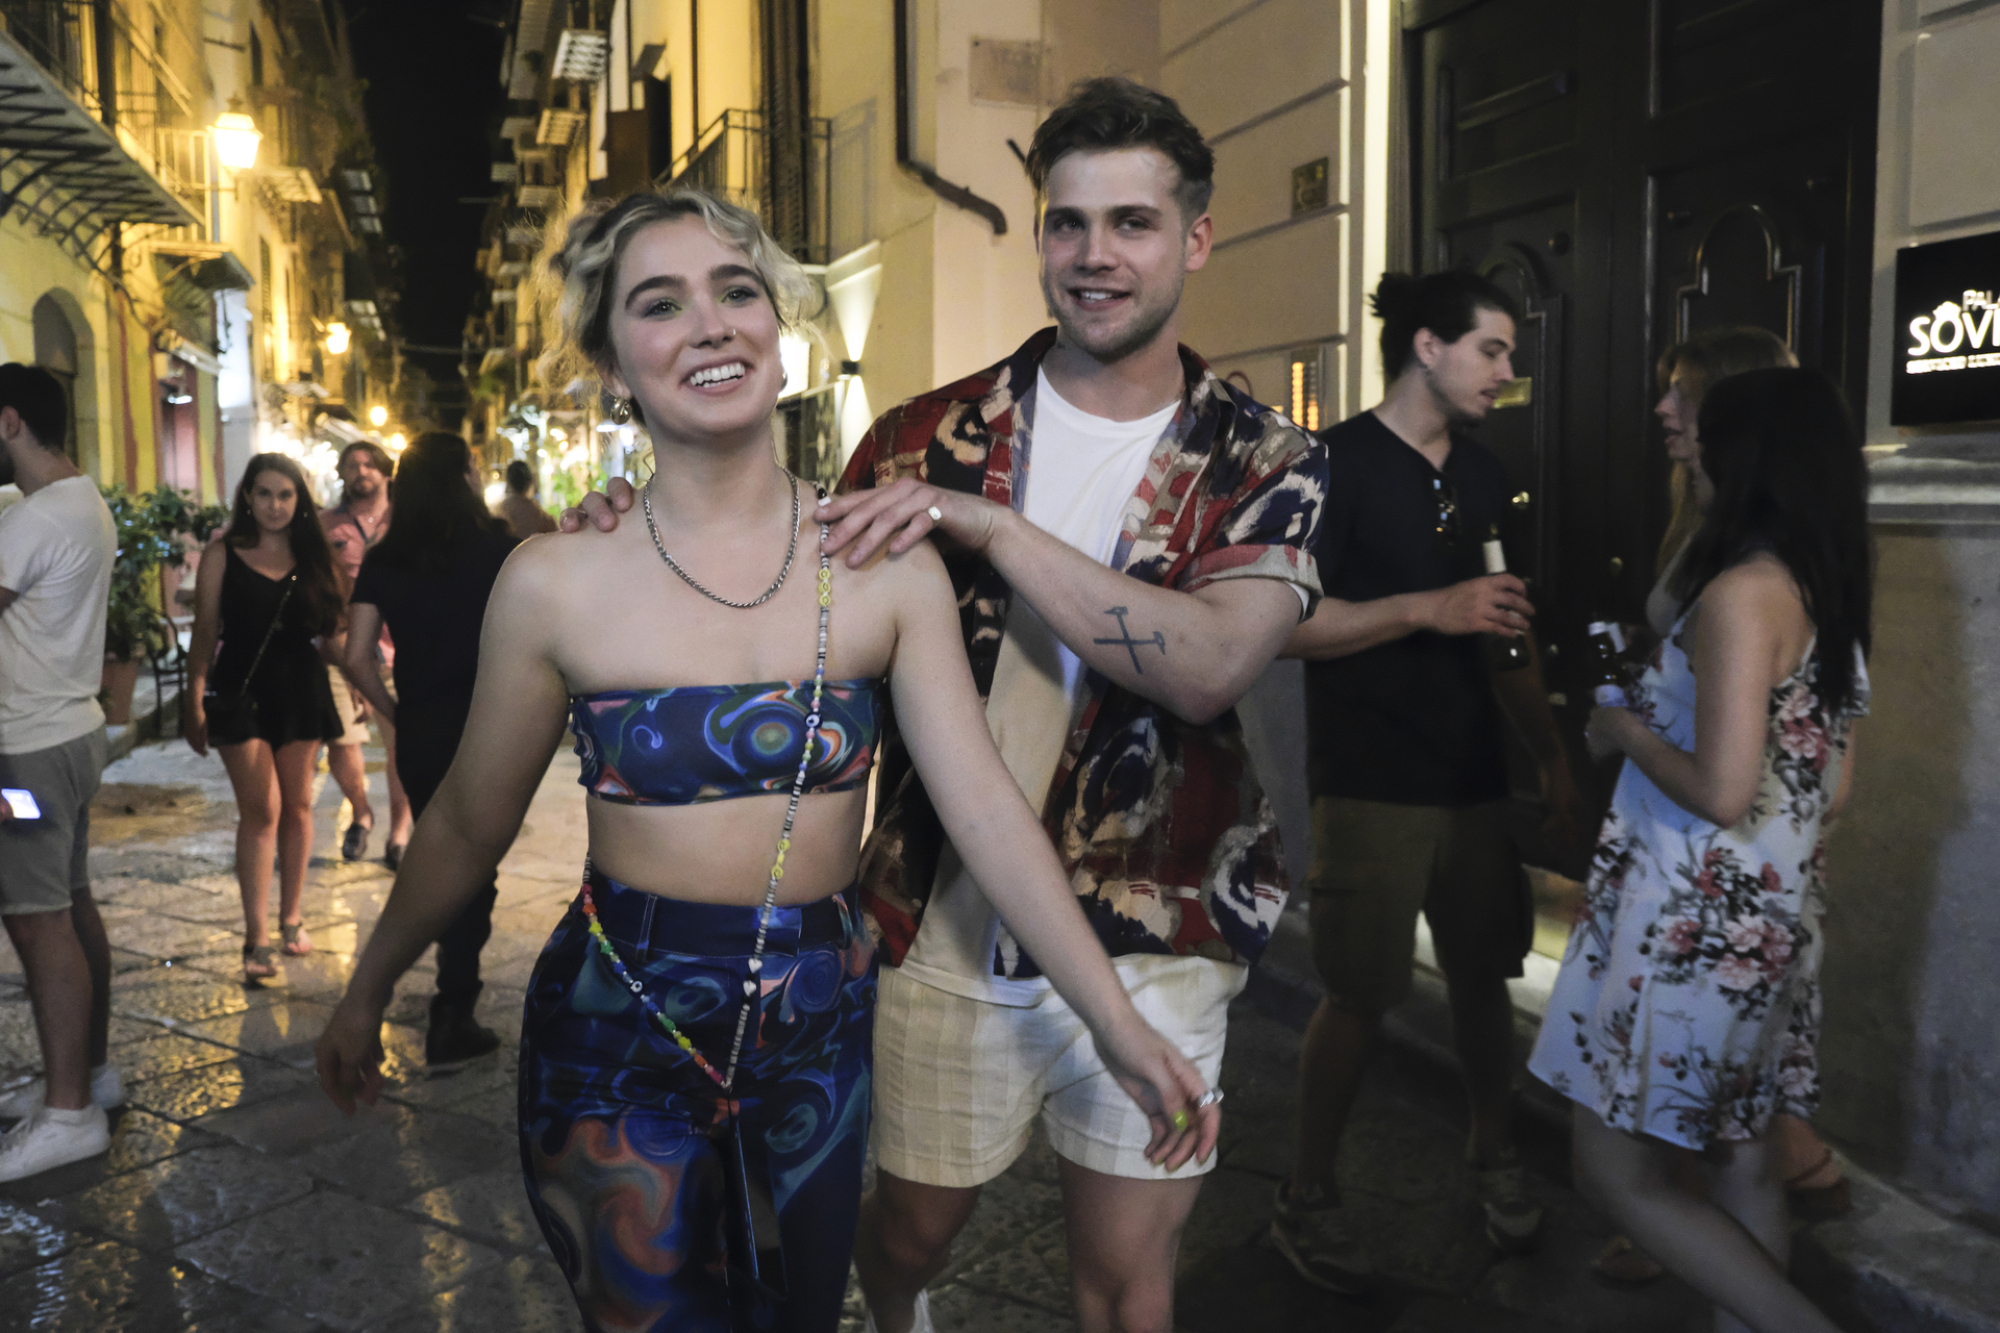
[99, 483, 229, 726]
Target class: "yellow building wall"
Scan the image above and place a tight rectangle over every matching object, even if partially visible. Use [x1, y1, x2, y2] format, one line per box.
[104, 289, 161, 490]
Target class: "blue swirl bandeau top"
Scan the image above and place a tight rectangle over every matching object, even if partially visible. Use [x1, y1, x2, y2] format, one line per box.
[568, 678, 885, 806]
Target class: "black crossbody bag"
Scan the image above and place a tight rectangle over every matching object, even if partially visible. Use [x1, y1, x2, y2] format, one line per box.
[204, 573, 294, 735]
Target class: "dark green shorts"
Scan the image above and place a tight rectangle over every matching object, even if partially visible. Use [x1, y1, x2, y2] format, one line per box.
[1306, 796, 1532, 1014]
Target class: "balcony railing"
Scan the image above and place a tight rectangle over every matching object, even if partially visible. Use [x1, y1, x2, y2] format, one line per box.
[0, 0, 195, 137]
[249, 86, 336, 201]
[662, 109, 831, 266]
[150, 124, 218, 242]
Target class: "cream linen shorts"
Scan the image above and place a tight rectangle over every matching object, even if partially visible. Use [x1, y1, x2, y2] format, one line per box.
[871, 954, 1246, 1187]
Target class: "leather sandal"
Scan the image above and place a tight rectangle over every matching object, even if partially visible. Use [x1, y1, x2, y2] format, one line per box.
[279, 922, 312, 956]
[1785, 1147, 1852, 1220]
[243, 943, 279, 980]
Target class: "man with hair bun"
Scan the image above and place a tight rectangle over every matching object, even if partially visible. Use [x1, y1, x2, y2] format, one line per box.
[568, 76, 1327, 1333]
[1270, 270, 1585, 1290]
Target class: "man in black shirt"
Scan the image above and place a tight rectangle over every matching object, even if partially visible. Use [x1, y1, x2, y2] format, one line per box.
[1269, 272, 1583, 1292]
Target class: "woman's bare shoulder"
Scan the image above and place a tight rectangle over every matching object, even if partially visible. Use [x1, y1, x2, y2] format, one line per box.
[834, 532, 955, 610]
[1704, 552, 1803, 616]
[1689, 553, 1810, 665]
[484, 520, 636, 636]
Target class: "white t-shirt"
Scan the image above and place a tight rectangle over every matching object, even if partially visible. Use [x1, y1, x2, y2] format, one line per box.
[0, 475, 116, 754]
[900, 370, 1180, 1005]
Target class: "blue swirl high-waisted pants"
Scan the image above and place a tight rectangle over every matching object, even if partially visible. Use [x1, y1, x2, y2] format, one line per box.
[519, 870, 877, 1332]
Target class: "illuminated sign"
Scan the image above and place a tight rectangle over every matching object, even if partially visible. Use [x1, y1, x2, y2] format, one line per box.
[1892, 230, 2000, 425]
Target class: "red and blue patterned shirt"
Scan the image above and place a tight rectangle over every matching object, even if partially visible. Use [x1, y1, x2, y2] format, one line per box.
[841, 328, 1328, 972]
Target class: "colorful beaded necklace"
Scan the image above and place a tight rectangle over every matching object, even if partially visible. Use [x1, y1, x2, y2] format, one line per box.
[578, 478, 833, 1091]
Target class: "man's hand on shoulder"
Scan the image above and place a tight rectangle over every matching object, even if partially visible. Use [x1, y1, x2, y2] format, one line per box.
[1423, 574, 1533, 638]
[817, 477, 1005, 568]
[558, 476, 637, 533]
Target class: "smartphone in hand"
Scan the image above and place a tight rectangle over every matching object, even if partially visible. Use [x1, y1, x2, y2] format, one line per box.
[2, 788, 42, 820]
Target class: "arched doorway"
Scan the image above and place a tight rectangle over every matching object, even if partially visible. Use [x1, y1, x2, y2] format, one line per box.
[32, 293, 79, 462]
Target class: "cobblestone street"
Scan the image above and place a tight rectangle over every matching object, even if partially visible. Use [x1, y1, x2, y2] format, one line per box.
[0, 735, 1711, 1332]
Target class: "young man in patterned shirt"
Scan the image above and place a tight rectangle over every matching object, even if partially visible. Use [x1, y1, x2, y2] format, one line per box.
[569, 79, 1326, 1333]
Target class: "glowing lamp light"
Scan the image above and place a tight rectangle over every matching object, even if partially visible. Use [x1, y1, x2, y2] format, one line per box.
[484, 480, 507, 508]
[779, 330, 811, 399]
[211, 105, 263, 171]
[368, 405, 388, 428]
[323, 322, 350, 356]
[388, 432, 407, 451]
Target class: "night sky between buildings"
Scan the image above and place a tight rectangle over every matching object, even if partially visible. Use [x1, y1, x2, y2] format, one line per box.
[346, 0, 507, 396]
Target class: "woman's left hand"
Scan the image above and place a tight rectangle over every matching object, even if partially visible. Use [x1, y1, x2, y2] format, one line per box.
[1585, 705, 1642, 761]
[1093, 1012, 1222, 1171]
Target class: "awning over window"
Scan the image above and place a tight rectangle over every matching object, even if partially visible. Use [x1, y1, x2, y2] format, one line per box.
[0, 31, 201, 265]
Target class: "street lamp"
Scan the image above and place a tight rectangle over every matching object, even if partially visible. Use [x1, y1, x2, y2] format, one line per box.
[368, 405, 388, 428]
[210, 99, 262, 171]
[323, 322, 350, 356]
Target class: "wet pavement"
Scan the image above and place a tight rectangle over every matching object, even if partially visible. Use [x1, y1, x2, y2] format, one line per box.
[0, 735, 1712, 1332]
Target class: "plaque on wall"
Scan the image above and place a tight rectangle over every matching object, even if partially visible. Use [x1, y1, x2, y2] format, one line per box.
[1893, 230, 2000, 425]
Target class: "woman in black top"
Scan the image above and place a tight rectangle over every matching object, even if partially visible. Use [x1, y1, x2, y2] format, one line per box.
[341, 433, 519, 1062]
[186, 453, 348, 980]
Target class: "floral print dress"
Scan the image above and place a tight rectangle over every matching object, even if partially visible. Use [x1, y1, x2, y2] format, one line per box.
[1527, 613, 1868, 1149]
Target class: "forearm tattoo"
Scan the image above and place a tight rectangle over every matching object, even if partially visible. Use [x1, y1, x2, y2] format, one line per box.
[1093, 606, 1168, 673]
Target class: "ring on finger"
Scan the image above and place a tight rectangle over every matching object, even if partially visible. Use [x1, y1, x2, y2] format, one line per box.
[926, 505, 943, 523]
[1195, 1088, 1225, 1110]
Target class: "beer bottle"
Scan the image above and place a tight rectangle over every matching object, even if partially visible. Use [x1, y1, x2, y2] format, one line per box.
[1481, 523, 1531, 672]
[1586, 620, 1630, 708]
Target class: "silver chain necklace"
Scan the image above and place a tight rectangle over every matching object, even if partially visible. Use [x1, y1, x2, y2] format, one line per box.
[641, 473, 801, 609]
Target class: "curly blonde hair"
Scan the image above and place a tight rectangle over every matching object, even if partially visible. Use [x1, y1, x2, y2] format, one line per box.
[536, 187, 819, 404]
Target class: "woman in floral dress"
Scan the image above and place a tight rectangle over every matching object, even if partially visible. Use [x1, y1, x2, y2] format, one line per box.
[1528, 368, 1870, 1333]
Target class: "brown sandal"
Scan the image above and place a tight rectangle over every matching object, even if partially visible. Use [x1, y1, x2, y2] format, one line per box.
[279, 922, 312, 956]
[1590, 1234, 1666, 1287]
[1785, 1148, 1852, 1220]
[243, 943, 279, 980]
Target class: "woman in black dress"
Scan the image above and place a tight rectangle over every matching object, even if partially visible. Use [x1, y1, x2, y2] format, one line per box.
[185, 453, 348, 980]
[339, 433, 519, 1062]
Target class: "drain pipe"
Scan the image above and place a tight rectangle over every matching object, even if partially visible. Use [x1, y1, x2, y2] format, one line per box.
[894, 0, 1007, 235]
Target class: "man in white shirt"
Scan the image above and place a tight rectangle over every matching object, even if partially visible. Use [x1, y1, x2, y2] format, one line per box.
[0, 364, 121, 1180]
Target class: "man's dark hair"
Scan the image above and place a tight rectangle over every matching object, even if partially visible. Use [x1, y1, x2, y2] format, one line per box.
[1026, 78, 1215, 224]
[1371, 271, 1522, 381]
[339, 439, 395, 479]
[0, 363, 68, 449]
[505, 460, 534, 493]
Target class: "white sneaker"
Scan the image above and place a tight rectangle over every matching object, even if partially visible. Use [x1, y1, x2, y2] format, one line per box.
[0, 1105, 110, 1182]
[0, 1065, 123, 1120]
[862, 1288, 934, 1333]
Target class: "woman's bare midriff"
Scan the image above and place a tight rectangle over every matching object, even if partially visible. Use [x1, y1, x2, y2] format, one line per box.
[583, 785, 870, 906]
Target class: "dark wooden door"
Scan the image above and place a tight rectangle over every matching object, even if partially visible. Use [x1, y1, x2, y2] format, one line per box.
[1403, 0, 1879, 707]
